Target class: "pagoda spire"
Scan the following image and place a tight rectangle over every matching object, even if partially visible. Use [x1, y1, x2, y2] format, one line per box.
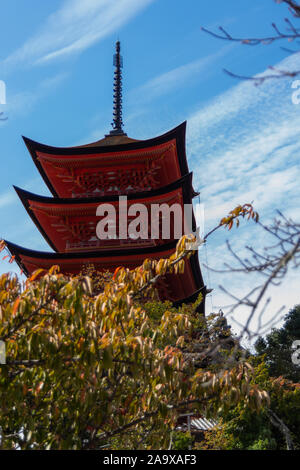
[110, 41, 126, 136]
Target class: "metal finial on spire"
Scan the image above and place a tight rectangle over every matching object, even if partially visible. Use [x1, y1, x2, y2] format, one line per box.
[110, 41, 126, 135]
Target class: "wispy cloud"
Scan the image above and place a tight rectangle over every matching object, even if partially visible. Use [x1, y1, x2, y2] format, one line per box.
[6, 73, 68, 118]
[187, 53, 300, 224]
[2, 0, 154, 71]
[131, 45, 233, 103]
[186, 53, 300, 332]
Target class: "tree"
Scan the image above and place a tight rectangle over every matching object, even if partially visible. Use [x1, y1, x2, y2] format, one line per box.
[198, 358, 300, 450]
[198, 212, 300, 451]
[255, 305, 300, 382]
[0, 206, 270, 450]
[202, 0, 300, 84]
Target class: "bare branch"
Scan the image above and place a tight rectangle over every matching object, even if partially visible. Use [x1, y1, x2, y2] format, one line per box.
[202, 0, 300, 83]
[206, 212, 300, 342]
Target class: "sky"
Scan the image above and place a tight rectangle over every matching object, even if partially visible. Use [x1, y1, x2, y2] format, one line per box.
[0, 0, 299, 339]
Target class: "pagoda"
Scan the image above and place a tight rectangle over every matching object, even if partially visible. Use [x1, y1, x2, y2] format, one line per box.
[4, 42, 207, 311]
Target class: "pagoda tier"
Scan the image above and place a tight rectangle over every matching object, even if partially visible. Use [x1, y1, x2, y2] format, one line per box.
[5, 240, 206, 305]
[23, 122, 198, 199]
[14, 174, 196, 253]
[2, 41, 207, 313]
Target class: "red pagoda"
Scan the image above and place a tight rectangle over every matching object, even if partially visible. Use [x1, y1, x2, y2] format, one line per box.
[4, 42, 207, 311]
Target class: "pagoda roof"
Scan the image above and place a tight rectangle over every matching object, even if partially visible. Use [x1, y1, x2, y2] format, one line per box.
[79, 134, 139, 147]
[4, 240, 205, 305]
[15, 172, 194, 206]
[14, 173, 196, 253]
[23, 121, 187, 156]
[23, 122, 194, 198]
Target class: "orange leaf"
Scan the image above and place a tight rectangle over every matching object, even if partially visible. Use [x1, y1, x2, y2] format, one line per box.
[29, 269, 46, 281]
[12, 298, 20, 316]
[49, 265, 60, 275]
[112, 266, 122, 280]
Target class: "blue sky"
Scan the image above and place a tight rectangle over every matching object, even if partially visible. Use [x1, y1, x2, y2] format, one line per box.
[0, 0, 299, 337]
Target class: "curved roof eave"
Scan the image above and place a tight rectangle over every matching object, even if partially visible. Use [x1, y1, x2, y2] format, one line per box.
[13, 173, 195, 253]
[22, 121, 187, 155]
[13, 172, 194, 206]
[4, 239, 179, 262]
[22, 122, 189, 197]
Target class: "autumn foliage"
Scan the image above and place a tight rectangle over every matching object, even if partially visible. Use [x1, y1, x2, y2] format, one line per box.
[0, 206, 268, 449]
